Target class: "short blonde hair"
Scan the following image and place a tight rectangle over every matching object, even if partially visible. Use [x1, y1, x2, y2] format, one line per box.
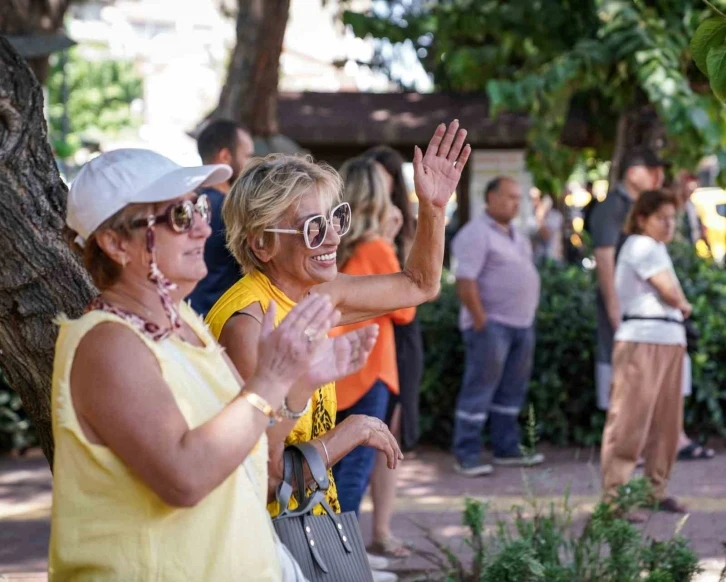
[337, 156, 389, 267]
[223, 154, 342, 272]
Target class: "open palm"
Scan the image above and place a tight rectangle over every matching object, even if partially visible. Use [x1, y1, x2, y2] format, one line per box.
[304, 325, 379, 388]
[413, 120, 471, 209]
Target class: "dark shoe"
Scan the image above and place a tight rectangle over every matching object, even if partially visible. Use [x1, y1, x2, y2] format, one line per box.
[493, 451, 545, 467]
[453, 459, 494, 477]
[656, 497, 687, 514]
[677, 442, 715, 461]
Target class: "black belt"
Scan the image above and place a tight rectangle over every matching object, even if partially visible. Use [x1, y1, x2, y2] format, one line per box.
[622, 315, 683, 325]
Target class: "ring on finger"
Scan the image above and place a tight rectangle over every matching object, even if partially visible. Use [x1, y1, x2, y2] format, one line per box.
[304, 328, 321, 344]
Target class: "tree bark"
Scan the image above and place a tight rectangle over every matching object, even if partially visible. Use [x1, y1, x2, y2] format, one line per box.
[608, 105, 664, 185]
[0, 0, 72, 84]
[213, 0, 291, 135]
[0, 36, 96, 466]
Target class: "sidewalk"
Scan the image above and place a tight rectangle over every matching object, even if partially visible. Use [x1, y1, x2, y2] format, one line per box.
[1, 444, 725, 580]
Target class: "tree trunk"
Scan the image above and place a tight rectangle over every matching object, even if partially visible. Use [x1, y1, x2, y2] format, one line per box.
[213, 0, 291, 135]
[608, 105, 664, 185]
[608, 111, 630, 186]
[0, 36, 96, 466]
[0, 0, 72, 84]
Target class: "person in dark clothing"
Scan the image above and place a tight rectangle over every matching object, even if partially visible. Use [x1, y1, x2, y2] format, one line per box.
[590, 147, 666, 411]
[187, 120, 254, 316]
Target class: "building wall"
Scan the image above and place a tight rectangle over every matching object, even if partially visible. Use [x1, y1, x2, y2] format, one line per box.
[468, 150, 534, 228]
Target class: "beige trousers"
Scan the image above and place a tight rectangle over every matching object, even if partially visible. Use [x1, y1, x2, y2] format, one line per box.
[601, 341, 685, 501]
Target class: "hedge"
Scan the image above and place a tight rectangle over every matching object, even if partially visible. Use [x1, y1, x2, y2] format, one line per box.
[417, 242, 726, 448]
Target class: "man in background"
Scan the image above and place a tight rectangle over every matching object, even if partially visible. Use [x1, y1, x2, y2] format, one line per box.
[590, 148, 666, 409]
[450, 177, 543, 477]
[187, 120, 254, 316]
[676, 172, 708, 247]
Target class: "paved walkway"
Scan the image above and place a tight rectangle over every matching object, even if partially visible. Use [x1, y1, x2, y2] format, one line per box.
[1, 444, 725, 580]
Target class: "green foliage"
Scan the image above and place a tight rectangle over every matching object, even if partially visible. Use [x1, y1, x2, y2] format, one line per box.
[343, 0, 726, 187]
[46, 48, 143, 159]
[691, 3, 726, 104]
[414, 478, 702, 581]
[418, 248, 726, 447]
[691, 12, 726, 75]
[0, 369, 35, 454]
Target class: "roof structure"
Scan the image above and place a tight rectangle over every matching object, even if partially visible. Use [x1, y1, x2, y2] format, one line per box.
[3, 32, 75, 58]
[277, 91, 592, 150]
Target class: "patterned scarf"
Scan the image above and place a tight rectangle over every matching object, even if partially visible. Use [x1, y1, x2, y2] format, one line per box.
[85, 217, 183, 342]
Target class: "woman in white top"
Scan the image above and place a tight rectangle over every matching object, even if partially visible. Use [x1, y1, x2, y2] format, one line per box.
[600, 189, 691, 520]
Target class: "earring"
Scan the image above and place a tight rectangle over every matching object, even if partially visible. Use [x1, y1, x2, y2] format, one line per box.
[121, 257, 129, 268]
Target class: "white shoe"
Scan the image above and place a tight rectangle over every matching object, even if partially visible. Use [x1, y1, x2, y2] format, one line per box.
[372, 570, 399, 582]
[367, 553, 390, 570]
[492, 452, 545, 467]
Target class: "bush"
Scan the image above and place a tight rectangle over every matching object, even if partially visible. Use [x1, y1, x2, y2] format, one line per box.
[0, 368, 35, 454]
[414, 478, 703, 582]
[418, 243, 726, 447]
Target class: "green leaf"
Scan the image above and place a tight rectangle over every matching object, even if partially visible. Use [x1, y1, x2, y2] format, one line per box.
[707, 45, 726, 102]
[691, 17, 726, 77]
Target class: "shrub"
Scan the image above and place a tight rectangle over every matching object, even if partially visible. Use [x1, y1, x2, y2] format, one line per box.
[0, 368, 36, 454]
[413, 478, 703, 582]
[418, 243, 726, 447]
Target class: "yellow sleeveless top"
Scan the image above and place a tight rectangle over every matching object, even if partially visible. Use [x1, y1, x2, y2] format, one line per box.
[206, 269, 341, 516]
[49, 302, 281, 582]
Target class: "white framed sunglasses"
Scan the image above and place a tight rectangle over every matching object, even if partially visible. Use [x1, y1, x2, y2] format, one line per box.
[264, 202, 351, 249]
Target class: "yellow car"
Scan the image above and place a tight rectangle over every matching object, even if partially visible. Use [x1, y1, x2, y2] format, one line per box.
[691, 187, 726, 263]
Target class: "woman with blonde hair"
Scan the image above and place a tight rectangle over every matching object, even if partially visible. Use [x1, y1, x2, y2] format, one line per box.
[331, 156, 415, 566]
[206, 122, 470, 524]
[50, 148, 377, 581]
[364, 146, 424, 559]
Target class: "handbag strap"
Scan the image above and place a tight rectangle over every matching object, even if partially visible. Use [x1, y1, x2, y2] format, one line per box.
[275, 441, 329, 517]
[291, 441, 330, 491]
[275, 447, 296, 515]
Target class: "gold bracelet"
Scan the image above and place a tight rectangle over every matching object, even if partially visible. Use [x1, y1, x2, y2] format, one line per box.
[241, 391, 276, 422]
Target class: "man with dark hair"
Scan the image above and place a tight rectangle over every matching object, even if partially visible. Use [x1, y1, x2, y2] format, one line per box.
[590, 147, 666, 410]
[187, 120, 254, 316]
[450, 176, 543, 476]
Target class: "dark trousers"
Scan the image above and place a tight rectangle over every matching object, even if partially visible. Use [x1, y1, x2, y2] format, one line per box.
[393, 318, 424, 451]
[333, 380, 390, 516]
[452, 322, 535, 464]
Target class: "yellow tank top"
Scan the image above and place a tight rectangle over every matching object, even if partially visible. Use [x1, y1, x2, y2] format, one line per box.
[206, 269, 341, 516]
[49, 302, 282, 582]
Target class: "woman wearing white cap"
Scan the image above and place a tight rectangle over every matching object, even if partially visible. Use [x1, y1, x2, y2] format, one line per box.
[50, 148, 378, 581]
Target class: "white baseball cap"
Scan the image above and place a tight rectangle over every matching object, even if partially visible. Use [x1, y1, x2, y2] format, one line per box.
[67, 148, 233, 244]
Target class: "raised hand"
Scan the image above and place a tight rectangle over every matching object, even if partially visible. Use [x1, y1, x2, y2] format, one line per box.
[413, 120, 471, 209]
